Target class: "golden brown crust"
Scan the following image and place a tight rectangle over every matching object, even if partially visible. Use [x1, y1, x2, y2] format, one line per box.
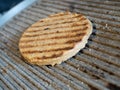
[19, 12, 92, 66]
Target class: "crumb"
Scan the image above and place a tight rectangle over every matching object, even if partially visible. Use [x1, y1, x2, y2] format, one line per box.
[44, 28, 49, 30]
[105, 24, 108, 28]
[89, 49, 91, 51]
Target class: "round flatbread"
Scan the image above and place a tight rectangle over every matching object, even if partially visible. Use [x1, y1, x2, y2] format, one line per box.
[19, 12, 92, 66]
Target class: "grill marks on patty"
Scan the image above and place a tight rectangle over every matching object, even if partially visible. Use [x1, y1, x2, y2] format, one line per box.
[20, 36, 82, 48]
[22, 44, 74, 59]
[19, 12, 90, 61]
[31, 16, 85, 29]
[23, 24, 88, 37]
[21, 29, 87, 42]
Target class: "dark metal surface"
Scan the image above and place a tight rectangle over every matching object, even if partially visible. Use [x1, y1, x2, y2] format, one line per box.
[0, 0, 120, 90]
[0, 0, 23, 13]
[0, 0, 36, 27]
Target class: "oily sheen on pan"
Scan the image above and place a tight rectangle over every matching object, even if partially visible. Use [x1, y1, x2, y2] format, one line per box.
[19, 12, 92, 66]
